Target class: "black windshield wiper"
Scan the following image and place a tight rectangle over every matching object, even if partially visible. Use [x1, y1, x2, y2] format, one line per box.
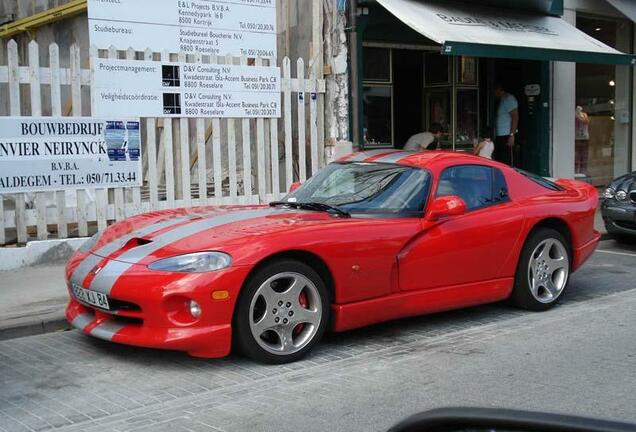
[269, 201, 351, 218]
[297, 202, 351, 218]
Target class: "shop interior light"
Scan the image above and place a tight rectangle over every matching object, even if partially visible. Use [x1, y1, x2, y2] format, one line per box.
[609, 80, 616, 87]
[595, 27, 602, 31]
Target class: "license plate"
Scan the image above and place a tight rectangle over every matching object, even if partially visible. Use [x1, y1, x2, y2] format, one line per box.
[72, 284, 110, 310]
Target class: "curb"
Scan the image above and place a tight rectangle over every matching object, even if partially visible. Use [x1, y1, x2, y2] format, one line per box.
[0, 316, 70, 342]
[0, 238, 85, 272]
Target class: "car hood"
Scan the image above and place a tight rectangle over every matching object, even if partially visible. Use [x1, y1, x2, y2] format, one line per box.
[608, 172, 636, 192]
[86, 206, 342, 264]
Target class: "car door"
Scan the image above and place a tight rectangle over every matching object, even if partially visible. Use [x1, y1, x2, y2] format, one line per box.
[398, 164, 524, 291]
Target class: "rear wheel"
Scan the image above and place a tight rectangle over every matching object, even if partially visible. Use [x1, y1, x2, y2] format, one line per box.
[234, 260, 330, 364]
[511, 228, 570, 311]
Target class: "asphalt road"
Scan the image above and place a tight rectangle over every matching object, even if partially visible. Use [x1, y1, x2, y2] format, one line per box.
[1, 239, 636, 432]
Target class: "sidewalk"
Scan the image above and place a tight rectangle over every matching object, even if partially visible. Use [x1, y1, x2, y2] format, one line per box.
[0, 208, 611, 341]
[0, 264, 69, 340]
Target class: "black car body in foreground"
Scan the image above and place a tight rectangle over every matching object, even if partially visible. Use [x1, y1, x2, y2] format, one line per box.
[602, 172, 636, 241]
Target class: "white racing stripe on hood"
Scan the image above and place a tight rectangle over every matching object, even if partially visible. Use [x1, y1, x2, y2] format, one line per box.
[94, 214, 202, 258]
[70, 253, 104, 288]
[89, 208, 280, 295]
[70, 213, 203, 288]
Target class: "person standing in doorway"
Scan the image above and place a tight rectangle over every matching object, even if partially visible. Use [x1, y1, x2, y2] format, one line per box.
[494, 84, 519, 166]
[575, 106, 590, 174]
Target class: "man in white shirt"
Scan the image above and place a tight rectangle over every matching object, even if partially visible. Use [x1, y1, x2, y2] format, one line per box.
[494, 84, 519, 166]
[404, 123, 443, 151]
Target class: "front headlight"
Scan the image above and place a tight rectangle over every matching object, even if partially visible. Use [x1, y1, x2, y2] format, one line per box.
[616, 190, 628, 201]
[78, 231, 101, 253]
[603, 188, 616, 200]
[148, 252, 232, 273]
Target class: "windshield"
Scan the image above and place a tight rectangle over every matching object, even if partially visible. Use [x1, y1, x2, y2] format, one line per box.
[283, 162, 431, 217]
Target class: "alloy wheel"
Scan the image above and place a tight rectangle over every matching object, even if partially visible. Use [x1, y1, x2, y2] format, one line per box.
[248, 272, 322, 356]
[527, 238, 570, 304]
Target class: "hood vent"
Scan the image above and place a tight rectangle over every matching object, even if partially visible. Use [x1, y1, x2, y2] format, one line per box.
[121, 237, 152, 252]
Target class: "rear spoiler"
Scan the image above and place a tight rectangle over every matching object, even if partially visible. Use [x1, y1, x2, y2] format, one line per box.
[553, 178, 599, 199]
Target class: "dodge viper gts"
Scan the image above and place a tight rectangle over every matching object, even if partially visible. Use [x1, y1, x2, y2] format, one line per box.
[66, 150, 600, 363]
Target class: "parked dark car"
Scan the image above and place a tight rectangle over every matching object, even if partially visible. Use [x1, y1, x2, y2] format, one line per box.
[601, 172, 636, 242]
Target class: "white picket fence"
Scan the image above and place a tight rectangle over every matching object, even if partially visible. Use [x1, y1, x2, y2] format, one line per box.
[0, 40, 326, 245]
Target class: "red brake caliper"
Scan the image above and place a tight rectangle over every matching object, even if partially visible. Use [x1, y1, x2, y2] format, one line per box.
[294, 291, 309, 335]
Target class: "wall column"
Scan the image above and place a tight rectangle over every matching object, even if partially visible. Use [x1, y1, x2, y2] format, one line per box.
[632, 28, 636, 172]
[551, 8, 576, 179]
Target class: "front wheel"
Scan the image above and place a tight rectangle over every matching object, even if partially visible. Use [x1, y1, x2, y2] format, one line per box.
[511, 228, 571, 311]
[234, 260, 330, 364]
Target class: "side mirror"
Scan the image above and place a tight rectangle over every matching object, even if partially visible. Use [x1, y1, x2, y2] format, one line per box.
[427, 196, 466, 221]
[289, 182, 302, 193]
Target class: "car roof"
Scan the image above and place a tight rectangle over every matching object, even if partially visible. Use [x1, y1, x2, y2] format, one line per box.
[337, 150, 508, 171]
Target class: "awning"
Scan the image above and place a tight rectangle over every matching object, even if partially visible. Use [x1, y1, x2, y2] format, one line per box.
[375, 0, 636, 65]
[607, 0, 636, 23]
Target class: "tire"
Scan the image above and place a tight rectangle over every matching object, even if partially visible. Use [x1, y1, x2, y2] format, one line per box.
[510, 228, 571, 311]
[234, 259, 330, 364]
[609, 232, 636, 245]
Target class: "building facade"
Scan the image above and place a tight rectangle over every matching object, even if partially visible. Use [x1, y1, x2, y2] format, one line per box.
[1, 0, 634, 187]
[348, 0, 636, 186]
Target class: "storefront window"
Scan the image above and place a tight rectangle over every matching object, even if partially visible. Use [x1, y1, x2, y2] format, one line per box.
[426, 89, 451, 148]
[425, 54, 450, 85]
[364, 47, 391, 82]
[363, 47, 393, 147]
[456, 89, 479, 151]
[457, 57, 478, 85]
[363, 86, 393, 147]
[361, 47, 480, 151]
[576, 16, 633, 186]
[424, 54, 480, 151]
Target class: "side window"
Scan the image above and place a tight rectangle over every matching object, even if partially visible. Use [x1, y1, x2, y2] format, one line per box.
[436, 165, 494, 211]
[492, 168, 510, 203]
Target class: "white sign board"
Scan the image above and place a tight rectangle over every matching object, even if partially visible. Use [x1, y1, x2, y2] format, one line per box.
[0, 118, 142, 194]
[524, 84, 541, 96]
[93, 59, 281, 118]
[88, 0, 277, 58]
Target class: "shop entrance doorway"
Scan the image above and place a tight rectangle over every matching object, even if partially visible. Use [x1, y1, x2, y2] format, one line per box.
[491, 59, 551, 175]
[361, 44, 551, 176]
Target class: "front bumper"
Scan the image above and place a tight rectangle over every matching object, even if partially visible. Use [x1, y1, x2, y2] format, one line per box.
[66, 300, 232, 358]
[601, 202, 636, 237]
[65, 258, 253, 358]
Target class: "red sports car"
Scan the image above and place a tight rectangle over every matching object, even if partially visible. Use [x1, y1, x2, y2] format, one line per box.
[66, 151, 600, 363]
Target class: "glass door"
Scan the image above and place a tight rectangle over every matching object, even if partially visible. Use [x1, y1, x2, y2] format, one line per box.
[423, 53, 480, 152]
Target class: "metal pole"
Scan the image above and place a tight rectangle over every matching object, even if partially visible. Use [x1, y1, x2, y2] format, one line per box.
[349, 0, 360, 149]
